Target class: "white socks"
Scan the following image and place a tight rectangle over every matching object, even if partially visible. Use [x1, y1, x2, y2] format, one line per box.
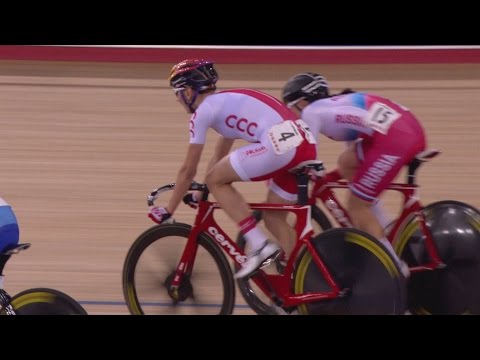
[372, 200, 392, 230]
[379, 237, 400, 262]
[244, 227, 268, 253]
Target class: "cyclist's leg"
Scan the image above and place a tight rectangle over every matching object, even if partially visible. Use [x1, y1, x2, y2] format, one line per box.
[261, 138, 317, 261]
[204, 155, 253, 225]
[338, 141, 386, 239]
[327, 144, 393, 230]
[342, 132, 424, 271]
[263, 183, 297, 256]
[206, 142, 294, 225]
[346, 195, 385, 240]
[207, 134, 314, 278]
[345, 173, 409, 276]
[206, 150, 279, 252]
[338, 142, 386, 239]
[371, 200, 393, 231]
[205, 144, 284, 277]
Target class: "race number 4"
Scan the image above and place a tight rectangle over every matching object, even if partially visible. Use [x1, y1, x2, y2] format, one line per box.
[365, 102, 401, 135]
[268, 120, 304, 155]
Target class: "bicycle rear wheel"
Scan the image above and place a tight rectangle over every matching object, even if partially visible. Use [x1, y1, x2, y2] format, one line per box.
[5, 288, 87, 315]
[396, 200, 480, 314]
[236, 205, 332, 315]
[123, 223, 235, 315]
[294, 228, 407, 315]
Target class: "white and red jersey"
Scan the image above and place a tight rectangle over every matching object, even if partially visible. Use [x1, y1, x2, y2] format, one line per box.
[189, 89, 298, 144]
[301, 92, 424, 142]
[186, 88, 317, 201]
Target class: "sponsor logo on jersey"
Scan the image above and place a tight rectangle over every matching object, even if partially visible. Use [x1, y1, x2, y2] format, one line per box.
[335, 114, 364, 126]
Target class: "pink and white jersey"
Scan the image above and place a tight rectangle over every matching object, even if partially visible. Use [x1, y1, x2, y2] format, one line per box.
[302, 92, 426, 202]
[302, 92, 421, 142]
[189, 89, 298, 144]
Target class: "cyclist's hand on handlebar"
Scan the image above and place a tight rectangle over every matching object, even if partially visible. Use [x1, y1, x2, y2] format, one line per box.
[148, 206, 172, 224]
[183, 192, 200, 209]
[309, 168, 326, 181]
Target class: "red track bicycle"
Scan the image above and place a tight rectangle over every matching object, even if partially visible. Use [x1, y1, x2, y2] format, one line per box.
[122, 161, 408, 315]
[237, 149, 480, 315]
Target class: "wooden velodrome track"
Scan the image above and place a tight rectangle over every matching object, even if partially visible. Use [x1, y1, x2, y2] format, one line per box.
[0, 60, 479, 314]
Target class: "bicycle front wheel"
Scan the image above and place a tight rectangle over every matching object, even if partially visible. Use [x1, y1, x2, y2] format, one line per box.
[5, 288, 87, 315]
[123, 223, 235, 315]
[294, 228, 407, 315]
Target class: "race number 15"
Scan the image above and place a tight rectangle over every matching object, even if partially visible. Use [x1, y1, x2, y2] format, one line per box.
[365, 102, 401, 135]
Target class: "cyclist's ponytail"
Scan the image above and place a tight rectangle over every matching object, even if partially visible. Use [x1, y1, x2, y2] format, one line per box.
[330, 88, 356, 97]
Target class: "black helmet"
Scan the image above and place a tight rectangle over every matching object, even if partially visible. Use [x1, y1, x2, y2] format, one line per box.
[169, 59, 218, 92]
[281, 72, 329, 107]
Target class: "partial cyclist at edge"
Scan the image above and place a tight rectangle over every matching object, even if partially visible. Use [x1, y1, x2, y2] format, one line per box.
[147, 59, 317, 279]
[281, 72, 427, 276]
[0, 197, 20, 285]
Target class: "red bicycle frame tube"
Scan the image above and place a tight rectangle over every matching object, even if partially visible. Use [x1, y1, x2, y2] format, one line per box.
[171, 200, 342, 307]
[311, 172, 444, 273]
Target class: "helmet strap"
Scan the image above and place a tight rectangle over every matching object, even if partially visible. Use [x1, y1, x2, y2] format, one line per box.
[180, 89, 200, 113]
[287, 96, 306, 109]
[294, 104, 303, 113]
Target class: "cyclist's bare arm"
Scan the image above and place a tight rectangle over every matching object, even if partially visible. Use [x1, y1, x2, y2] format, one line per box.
[166, 143, 204, 214]
[190, 137, 234, 200]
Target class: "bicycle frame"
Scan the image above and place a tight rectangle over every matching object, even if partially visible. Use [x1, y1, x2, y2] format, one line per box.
[0, 254, 16, 314]
[170, 199, 344, 308]
[311, 170, 445, 274]
[0, 289, 16, 315]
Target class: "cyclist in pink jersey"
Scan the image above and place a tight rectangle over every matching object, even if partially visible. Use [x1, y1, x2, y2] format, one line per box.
[148, 59, 317, 279]
[281, 72, 427, 274]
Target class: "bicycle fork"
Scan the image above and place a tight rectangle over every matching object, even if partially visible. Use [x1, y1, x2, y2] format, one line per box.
[166, 230, 202, 303]
[414, 210, 446, 272]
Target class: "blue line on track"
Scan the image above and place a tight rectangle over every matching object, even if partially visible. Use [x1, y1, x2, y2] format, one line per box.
[78, 300, 251, 309]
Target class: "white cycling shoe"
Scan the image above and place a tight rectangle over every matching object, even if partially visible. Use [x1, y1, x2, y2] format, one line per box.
[235, 240, 281, 279]
[271, 303, 300, 315]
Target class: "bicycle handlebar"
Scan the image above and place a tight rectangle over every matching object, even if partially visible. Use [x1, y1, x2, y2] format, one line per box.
[147, 181, 208, 207]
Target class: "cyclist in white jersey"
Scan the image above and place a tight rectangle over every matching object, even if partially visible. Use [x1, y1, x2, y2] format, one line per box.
[148, 59, 317, 279]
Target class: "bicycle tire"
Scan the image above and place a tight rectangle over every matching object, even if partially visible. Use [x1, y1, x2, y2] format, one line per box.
[236, 205, 332, 315]
[294, 228, 408, 315]
[3, 288, 87, 315]
[395, 200, 480, 314]
[123, 223, 236, 315]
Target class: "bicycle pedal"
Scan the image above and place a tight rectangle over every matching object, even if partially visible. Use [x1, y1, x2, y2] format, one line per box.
[259, 250, 281, 269]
